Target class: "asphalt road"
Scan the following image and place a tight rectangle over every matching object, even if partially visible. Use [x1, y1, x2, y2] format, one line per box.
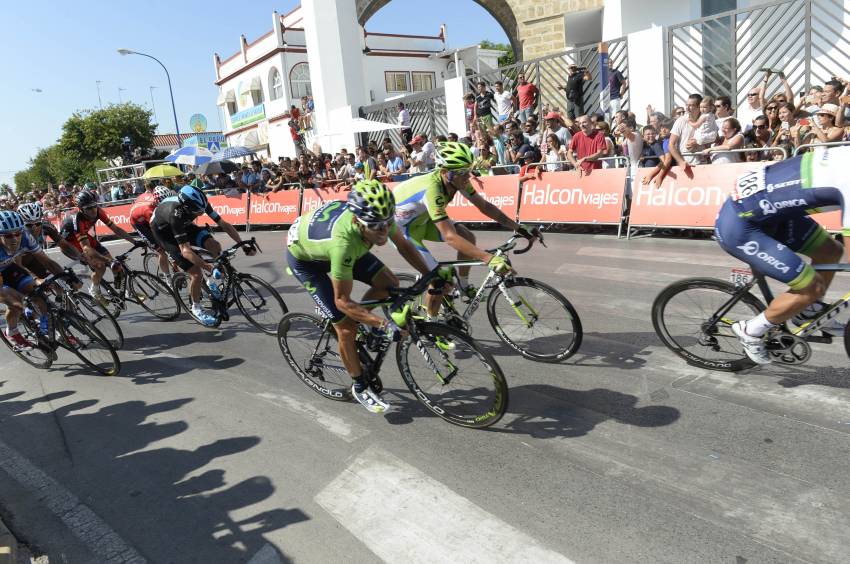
[0, 229, 848, 564]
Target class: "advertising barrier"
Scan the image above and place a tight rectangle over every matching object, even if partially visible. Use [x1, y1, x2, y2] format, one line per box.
[447, 175, 520, 222]
[245, 190, 301, 226]
[300, 186, 349, 214]
[629, 162, 841, 232]
[518, 168, 627, 224]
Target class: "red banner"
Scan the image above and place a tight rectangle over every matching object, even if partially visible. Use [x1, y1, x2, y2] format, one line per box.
[246, 190, 301, 225]
[630, 163, 841, 230]
[518, 168, 626, 224]
[447, 175, 519, 222]
[300, 186, 349, 215]
[98, 204, 133, 236]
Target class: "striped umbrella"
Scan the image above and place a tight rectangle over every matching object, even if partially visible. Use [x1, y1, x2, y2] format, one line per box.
[165, 146, 214, 166]
[212, 146, 256, 161]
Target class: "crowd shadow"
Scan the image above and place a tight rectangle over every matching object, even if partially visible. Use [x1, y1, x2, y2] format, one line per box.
[0, 389, 305, 561]
[496, 383, 680, 439]
[120, 354, 246, 385]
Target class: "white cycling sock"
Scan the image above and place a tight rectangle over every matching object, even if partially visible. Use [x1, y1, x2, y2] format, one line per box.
[744, 312, 775, 337]
[5, 326, 19, 337]
[89, 283, 101, 296]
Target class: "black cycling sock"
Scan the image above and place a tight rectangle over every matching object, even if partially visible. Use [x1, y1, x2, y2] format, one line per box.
[353, 376, 367, 393]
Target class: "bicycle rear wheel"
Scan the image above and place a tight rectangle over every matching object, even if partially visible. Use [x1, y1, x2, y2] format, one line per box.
[234, 274, 288, 335]
[70, 293, 124, 349]
[277, 312, 351, 401]
[652, 277, 764, 372]
[0, 318, 52, 368]
[486, 277, 582, 363]
[130, 271, 180, 320]
[57, 310, 120, 376]
[396, 321, 508, 428]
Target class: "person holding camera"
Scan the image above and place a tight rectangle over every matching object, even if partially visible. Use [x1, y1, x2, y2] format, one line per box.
[559, 64, 592, 120]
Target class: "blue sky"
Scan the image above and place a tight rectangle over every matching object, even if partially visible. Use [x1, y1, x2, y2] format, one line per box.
[0, 1, 508, 188]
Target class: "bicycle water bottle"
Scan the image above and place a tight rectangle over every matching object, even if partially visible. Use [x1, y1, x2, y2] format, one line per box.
[208, 268, 223, 299]
[39, 314, 49, 336]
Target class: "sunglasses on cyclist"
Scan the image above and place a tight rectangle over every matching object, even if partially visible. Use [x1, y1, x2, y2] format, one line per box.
[0, 230, 22, 239]
[356, 216, 393, 231]
[81, 204, 98, 210]
[25, 222, 40, 228]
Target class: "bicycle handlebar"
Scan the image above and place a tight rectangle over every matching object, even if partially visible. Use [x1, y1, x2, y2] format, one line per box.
[114, 240, 148, 261]
[217, 238, 260, 262]
[30, 268, 82, 298]
[486, 225, 548, 256]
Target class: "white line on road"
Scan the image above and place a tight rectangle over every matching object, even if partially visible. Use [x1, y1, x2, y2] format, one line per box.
[254, 391, 369, 443]
[576, 245, 738, 269]
[316, 446, 575, 564]
[0, 437, 145, 563]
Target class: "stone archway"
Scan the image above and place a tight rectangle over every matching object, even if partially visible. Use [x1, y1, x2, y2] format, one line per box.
[356, 0, 605, 61]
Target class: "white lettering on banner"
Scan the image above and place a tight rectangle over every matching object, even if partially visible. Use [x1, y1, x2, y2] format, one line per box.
[449, 191, 515, 209]
[520, 184, 619, 209]
[303, 197, 344, 213]
[251, 201, 298, 215]
[213, 204, 245, 217]
[633, 181, 728, 207]
[107, 213, 131, 226]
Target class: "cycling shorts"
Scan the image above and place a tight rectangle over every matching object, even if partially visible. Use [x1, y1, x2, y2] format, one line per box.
[714, 198, 828, 290]
[153, 224, 212, 271]
[0, 263, 34, 293]
[287, 248, 387, 323]
[402, 220, 449, 271]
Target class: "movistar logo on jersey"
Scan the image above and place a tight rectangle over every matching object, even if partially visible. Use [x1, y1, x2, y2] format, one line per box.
[736, 241, 790, 274]
[315, 201, 343, 223]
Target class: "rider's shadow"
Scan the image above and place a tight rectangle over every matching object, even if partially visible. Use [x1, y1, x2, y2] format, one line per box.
[121, 327, 242, 353]
[496, 384, 680, 439]
[771, 363, 850, 390]
[119, 354, 246, 384]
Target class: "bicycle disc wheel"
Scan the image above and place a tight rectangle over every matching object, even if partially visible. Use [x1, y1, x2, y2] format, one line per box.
[56, 311, 120, 376]
[396, 321, 508, 428]
[486, 277, 582, 363]
[0, 318, 52, 368]
[172, 273, 220, 327]
[129, 271, 181, 320]
[234, 274, 288, 335]
[277, 312, 351, 401]
[652, 277, 765, 372]
[71, 293, 124, 349]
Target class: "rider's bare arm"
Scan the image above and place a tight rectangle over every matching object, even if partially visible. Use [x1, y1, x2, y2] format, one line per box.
[434, 219, 492, 263]
[465, 190, 520, 232]
[31, 250, 63, 276]
[332, 278, 385, 328]
[104, 220, 137, 243]
[390, 228, 431, 276]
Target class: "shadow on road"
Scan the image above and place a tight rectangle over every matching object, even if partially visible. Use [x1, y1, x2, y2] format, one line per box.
[0, 389, 306, 561]
[496, 384, 680, 439]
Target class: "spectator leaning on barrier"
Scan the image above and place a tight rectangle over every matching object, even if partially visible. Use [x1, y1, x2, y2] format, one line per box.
[566, 115, 607, 176]
[704, 117, 745, 164]
[384, 147, 405, 175]
[544, 133, 567, 171]
[515, 73, 538, 123]
[595, 121, 617, 167]
[669, 93, 711, 167]
[638, 126, 664, 168]
[490, 123, 508, 165]
[559, 64, 592, 120]
[493, 81, 513, 124]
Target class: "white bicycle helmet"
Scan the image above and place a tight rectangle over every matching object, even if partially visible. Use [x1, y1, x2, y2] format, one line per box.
[17, 202, 43, 223]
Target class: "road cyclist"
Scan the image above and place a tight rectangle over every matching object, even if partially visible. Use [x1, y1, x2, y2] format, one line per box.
[284, 179, 432, 413]
[130, 183, 175, 284]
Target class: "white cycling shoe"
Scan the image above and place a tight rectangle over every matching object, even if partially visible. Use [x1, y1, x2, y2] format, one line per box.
[352, 383, 390, 414]
[732, 321, 772, 365]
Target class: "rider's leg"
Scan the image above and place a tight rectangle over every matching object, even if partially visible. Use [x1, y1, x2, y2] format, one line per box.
[0, 288, 23, 332]
[361, 267, 398, 303]
[333, 317, 362, 379]
[762, 273, 827, 327]
[202, 235, 222, 258]
[187, 264, 204, 304]
[158, 251, 171, 277]
[453, 223, 477, 282]
[805, 235, 843, 291]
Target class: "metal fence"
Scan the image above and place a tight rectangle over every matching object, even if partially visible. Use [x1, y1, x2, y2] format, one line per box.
[359, 89, 448, 147]
[668, 0, 850, 112]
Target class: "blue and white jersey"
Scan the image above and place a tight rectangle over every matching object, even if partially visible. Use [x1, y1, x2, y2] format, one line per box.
[0, 231, 41, 269]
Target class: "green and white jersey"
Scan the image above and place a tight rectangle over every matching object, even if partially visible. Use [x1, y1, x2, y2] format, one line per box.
[392, 170, 476, 239]
[287, 200, 396, 280]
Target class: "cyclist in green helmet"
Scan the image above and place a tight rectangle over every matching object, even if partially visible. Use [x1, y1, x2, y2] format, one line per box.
[393, 141, 536, 317]
[286, 179, 431, 413]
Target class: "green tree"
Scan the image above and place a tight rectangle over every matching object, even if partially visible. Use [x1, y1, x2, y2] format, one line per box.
[479, 40, 515, 68]
[59, 103, 155, 164]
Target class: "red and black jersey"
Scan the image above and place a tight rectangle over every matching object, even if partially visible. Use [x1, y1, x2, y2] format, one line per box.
[60, 208, 111, 251]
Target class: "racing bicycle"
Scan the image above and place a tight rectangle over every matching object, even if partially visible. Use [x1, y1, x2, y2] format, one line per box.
[395, 228, 582, 363]
[173, 238, 287, 333]
[652, 263, 850, 371]
[98, 242, 181, 321]
[0, 269, 120, 375]
[60, 286, 124, 349]
[277, 269, 508, 428]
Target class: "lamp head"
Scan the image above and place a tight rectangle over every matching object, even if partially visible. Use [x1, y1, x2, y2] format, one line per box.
[117, 49, 133, 56]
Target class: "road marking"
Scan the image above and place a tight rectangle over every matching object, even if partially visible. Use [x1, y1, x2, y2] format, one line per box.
[316, 446, 574, 564]
[0, 437, 145, 563]
[576, 246, 738, 269]
[556, 261, 685, 285]
[255, 392, 369, 443]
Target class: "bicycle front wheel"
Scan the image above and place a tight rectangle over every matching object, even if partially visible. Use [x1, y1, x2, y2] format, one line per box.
[71, 293, 124, 349]
[0, 318, 52, 369]
[57, 311, 120, 376]
[486, 277, 582, 363]
[277, 312, 351, 401]
[234, 274, 288, 335]
[130, 271, 181, 320]
[396, 321, 508, 428]
[652, 277, 765, 372]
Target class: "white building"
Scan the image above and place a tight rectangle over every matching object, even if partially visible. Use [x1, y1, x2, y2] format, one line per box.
[213, 6, 502, 159]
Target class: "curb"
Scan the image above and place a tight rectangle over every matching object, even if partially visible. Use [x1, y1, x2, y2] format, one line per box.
[0, 516, 17, 564]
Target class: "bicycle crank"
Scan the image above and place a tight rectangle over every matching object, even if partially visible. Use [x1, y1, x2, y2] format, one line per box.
[765, 333, 811, 365]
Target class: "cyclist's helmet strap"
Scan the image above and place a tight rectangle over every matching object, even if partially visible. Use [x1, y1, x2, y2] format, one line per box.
[436, 141, 475, 171]
[0, 211, 24, 233]
[177, 185, 208, 211]
[17, 203, 42, 222]
[75, 190, 98, 208]
[347, 179, 395, 222]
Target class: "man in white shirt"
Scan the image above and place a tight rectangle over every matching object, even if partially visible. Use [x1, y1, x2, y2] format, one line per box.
[398, 102, 412, 144]
[737, 87, 762, 133]
[409, 135, 436, 171]
[493, 81, 513, 124]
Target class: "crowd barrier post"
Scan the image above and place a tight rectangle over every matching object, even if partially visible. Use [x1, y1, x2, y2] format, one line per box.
[793, 140, 850, 156]
[245, 190, 252, 233]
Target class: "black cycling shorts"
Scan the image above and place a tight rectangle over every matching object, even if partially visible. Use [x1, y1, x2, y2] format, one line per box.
[152, 224, 213, 271]
[132, 221, 161, 251]
[286, 248, 387, 323]
[0, 263, 35, 293]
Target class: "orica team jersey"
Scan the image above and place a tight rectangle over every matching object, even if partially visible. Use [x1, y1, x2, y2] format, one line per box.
[287, 201, 396, 280]
[730, 146, 850, 235]
[0, 231, 41, 268]
[392, 170, 476, 232]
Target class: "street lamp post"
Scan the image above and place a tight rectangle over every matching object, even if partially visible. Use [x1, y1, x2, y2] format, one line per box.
[149, 86, 159, 130]
[117, 49, 181, 147]
[96, 80, 103, 109]
[118, 87, 126, 103]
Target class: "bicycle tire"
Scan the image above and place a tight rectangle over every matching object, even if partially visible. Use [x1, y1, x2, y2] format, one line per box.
[234, 273, 288, 335]
[652, 277, 765, 372]
[0, 318, 52, 369]
[396, 321, 508, 428]
[277, 312, 351, 401]
[56, 310, 121, 376]
[486, 277, 582, 363]
[70, 293, 124, 349]
[97, 281, 124, 319]
[142, 249, 160, 277]
[172, 272, 221, 328]
[129, 271, 181, 320]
